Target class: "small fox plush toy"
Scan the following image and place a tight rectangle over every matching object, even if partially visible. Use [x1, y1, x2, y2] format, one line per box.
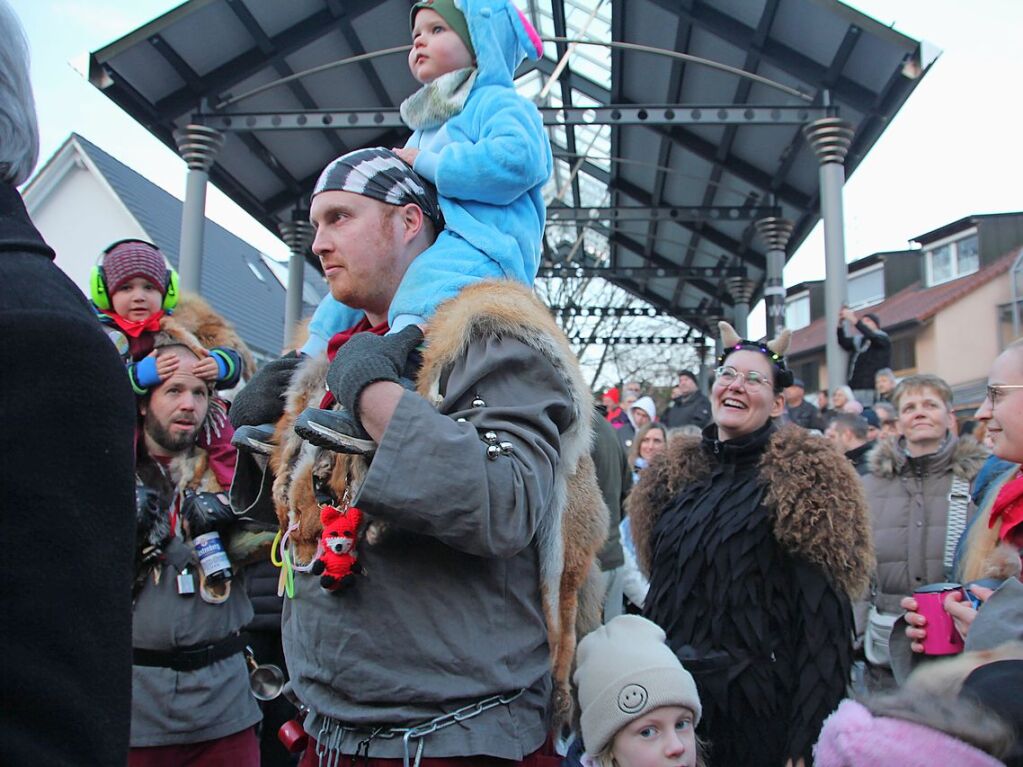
[311, 504, 363, 591]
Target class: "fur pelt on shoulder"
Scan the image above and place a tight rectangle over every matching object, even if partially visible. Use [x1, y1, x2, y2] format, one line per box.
[159, 293, 255, 379]
[270, 279, 608, 724]
[868, 432, 988, 481]
[903, 640, 1023, 699]
[628, 424, 873, 598]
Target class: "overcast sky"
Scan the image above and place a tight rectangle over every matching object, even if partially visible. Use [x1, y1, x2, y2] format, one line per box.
[14, 0, 1023, 338]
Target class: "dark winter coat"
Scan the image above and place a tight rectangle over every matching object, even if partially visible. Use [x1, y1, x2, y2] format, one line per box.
[246, 559, 285, 633]
[590, 411, 628, 571]
[629, 422, 873, 767]
[838, 319, 892, 390]
[846, 440, 876, 476]
[660, 391, 712, 430]
[786, 398, 824, 431]
[0, 182, 136, 766]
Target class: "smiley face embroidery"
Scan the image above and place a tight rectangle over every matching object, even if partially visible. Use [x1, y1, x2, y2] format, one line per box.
[617, 683, 648, 713]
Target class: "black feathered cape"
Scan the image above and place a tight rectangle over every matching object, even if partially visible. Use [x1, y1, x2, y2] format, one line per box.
[629, 422, 873, 766]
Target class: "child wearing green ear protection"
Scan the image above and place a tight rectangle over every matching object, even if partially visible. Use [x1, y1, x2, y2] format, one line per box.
[92, 239, 246, 489]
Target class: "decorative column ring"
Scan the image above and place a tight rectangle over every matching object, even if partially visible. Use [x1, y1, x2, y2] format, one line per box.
[802, 116, 854, 165]
[279, 221, 315, 254]
[724, 276, 755, 306]
[173, 124, 224, 171]
[754, 217, 795, 253]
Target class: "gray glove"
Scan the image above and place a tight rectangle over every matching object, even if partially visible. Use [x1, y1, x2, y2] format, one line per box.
[229, 351, 304, 427]
[325, 326, 424, 418]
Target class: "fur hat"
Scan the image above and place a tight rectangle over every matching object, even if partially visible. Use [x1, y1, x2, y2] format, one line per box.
[102, 240, 168, 295]
[411, 0, 475, 57]
[573, 615, 701, 757]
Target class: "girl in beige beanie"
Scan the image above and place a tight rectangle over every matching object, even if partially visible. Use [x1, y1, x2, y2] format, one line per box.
[573, 615, 707, 767]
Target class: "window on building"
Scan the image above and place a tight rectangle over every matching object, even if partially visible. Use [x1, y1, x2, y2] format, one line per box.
[889, 333, 916, 374]
[785, 293, 810, 330]
[847, 265, 884, 309]
[925, 232, 980, 286]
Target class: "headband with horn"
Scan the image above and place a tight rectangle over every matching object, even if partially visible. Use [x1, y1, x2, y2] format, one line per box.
[716, 321, 794, 389]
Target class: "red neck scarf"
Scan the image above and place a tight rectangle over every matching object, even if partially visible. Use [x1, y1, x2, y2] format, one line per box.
[319, 317, 389, 409]
[989, 469, 1023, 546]
[102, 309, 164, 338]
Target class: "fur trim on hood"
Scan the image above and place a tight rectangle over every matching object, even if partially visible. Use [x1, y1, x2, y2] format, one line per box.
[867, 432, 988, 481]
[629, 424, 873, 598]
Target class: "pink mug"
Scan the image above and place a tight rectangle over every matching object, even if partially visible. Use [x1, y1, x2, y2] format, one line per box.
[913, 582, 965, 655]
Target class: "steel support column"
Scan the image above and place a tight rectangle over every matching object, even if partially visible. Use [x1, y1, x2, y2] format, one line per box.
[173, 125, 223, 294]
[726, 277, 755, 338]
[803, 115, 854, 390]
[279, 219, 315, 348]
[755, 216, 794, 338]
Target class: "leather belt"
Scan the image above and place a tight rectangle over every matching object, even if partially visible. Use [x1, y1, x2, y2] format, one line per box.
[132, 632, 247, 672]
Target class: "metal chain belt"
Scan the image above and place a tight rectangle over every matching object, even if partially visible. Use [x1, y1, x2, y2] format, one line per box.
[314, 688, 526, 767]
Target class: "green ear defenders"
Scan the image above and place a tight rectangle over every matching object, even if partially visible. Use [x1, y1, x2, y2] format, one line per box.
[89, 239, 179, 312]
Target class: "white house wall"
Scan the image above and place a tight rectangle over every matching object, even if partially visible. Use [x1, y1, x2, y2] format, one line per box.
[29, 159, 148, 296]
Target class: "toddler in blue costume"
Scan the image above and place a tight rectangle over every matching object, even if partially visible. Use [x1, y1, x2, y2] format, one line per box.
[295, 0, 552, 452]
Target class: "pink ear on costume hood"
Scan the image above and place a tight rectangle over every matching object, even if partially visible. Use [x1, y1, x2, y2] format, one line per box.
[514, 7, 544, 59]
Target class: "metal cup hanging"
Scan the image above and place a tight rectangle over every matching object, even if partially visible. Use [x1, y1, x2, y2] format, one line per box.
[245, 646, 286, 701]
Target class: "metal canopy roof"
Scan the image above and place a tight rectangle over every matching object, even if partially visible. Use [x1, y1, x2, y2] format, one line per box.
[88, 0, 934, 335]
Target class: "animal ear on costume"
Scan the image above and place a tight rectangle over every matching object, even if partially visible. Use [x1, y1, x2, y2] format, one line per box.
[321, 505, 340, 524]
[512, 6, 544, 59]
[766, 328, 792, 357]
[718, 321, 741, 348]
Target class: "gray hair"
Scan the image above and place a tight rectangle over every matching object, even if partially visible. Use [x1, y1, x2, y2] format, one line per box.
[0, 0, 39, 186]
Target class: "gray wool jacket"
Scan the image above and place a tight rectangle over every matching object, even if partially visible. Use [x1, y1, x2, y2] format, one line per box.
[282, 334, 579, 760]
[861, 433, 988, 613]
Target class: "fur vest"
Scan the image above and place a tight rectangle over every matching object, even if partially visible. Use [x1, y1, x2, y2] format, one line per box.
[629, 424, 873, 599]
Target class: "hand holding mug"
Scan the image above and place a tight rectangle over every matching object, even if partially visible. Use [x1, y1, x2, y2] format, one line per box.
[899, 595, 927, 653]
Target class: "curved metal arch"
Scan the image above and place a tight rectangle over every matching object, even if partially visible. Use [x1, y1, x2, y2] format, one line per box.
[215, 36, 813, 110]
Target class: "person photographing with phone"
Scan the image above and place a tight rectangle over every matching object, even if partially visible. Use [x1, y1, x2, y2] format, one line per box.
[837, 306, 891, 406]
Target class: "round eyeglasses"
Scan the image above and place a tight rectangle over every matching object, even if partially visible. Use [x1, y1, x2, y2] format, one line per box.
[714, 365, 772, 390]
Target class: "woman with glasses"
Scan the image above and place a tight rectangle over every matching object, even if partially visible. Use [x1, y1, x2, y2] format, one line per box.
[628, 321, 873, 767]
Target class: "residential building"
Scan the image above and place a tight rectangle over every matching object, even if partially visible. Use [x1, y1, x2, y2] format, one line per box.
[784, 212, 1023, 414]
[22, 133, 326, 362]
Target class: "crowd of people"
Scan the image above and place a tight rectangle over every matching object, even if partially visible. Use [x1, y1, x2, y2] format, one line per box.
[2, 0, 1021, 765]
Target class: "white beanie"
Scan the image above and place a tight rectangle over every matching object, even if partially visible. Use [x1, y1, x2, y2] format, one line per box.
[573, 615, 701, 756]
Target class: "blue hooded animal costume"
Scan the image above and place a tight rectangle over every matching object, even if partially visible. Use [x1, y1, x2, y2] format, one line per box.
[303, 0, 552, 352]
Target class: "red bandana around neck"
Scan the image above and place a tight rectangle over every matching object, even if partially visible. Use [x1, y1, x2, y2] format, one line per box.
[988, 469, 1023, 545]
[319, 317, 389, 409]
[103, 309, 164, 338]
